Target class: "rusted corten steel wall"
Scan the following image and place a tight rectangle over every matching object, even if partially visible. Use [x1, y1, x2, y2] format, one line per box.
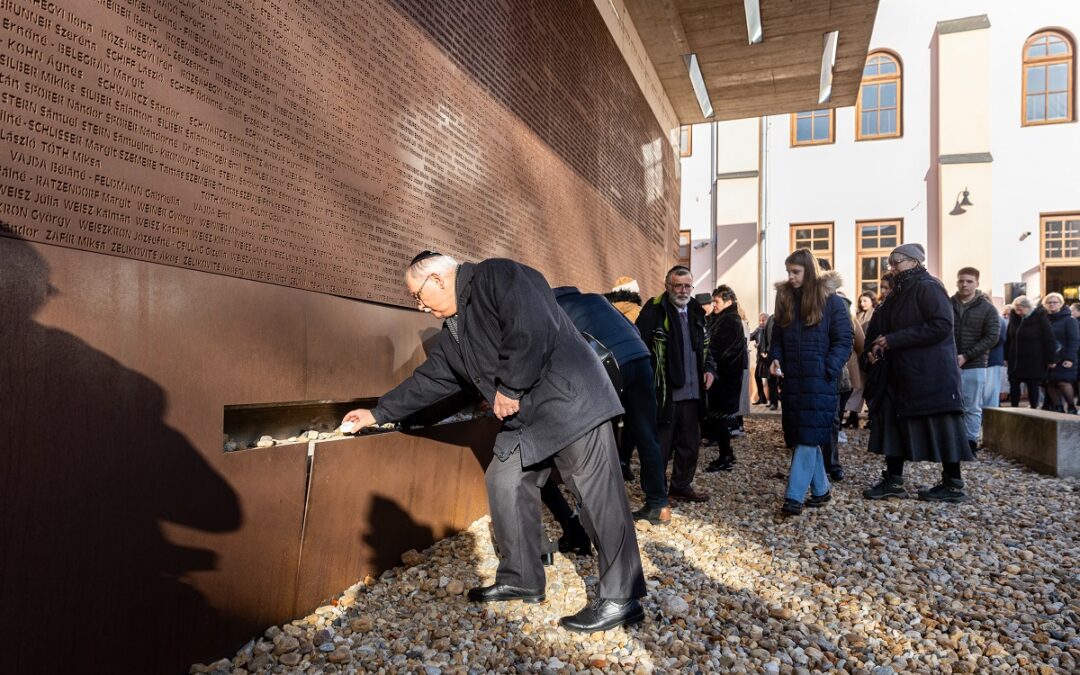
[0, 0, 678, 672]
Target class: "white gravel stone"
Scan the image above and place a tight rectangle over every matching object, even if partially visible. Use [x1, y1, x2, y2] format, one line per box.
[193, 418, 1080, 674]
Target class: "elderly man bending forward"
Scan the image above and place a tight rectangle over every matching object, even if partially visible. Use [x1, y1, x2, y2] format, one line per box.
[343, 252, 646, 632]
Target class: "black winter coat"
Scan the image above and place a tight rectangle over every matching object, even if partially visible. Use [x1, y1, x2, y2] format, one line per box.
[950, 291, 1000, 369]
[706, 303, 747, 415]
[1006, 307, 1056, 381]
[373, 260, 623, 466]
[770, 279, 853, 448]
[1046, 307, 1079, 382]
[875, 266, 963, 417]
[636, 294, 717, 424]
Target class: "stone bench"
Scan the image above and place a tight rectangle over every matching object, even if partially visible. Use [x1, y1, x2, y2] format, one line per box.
[983, 407, 1080, 477]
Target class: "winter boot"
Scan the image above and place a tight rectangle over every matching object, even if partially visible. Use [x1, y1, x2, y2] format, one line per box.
[862, 471, 907, 500]
[917, 478, 969, 503]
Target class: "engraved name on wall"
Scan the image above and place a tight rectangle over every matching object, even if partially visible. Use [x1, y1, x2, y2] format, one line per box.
[0, 0, 677, 305]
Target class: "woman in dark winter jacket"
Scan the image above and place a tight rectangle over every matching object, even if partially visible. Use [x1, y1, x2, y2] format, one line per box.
[1040, 293, 1079, 413]
[859, 273, 895, 411]
[1005, 295, 1057, 409]
[769, 249, 853, 515]
[704, 285, 747, 472]
[862, 243, 975, 503]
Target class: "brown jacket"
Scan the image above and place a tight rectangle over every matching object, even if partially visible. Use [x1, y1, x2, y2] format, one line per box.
[847, 314, 865, 391]
[612, 300, 641, 323]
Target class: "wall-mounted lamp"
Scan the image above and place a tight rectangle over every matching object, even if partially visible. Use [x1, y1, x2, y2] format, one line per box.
[948, 187, 974, 216]
[1019, 231, 1031, 241]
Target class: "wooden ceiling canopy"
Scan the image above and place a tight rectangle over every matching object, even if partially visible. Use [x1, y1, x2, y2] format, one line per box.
[622, 0, 881, 123]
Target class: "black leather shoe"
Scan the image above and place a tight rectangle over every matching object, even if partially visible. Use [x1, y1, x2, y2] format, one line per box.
[828, 467, 845, 482]
[705, 458, 734, 473]
[631, 504, 671, 525]
[467, 583, 545, 604]
[557, 517, 593, 556]
[780, 498, 804, 515]
[559, 599, 644, 633]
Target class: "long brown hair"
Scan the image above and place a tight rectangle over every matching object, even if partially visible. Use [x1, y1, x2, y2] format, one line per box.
[776, 248, 828, 327]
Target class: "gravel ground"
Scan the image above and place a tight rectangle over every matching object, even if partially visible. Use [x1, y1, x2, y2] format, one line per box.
[192, 416, 1079, 674]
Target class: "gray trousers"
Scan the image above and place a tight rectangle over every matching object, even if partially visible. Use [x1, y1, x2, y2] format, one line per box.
[658, 399, 701, 493]
[485, 422, 646, 600]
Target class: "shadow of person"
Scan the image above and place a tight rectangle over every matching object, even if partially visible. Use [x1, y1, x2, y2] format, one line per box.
[363, 496, 438, 572]
[0, 238, 243, 674]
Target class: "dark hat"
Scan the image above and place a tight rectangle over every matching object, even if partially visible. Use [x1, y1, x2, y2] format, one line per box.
[890, 243, 926, 263]
[409, 250, 442, 266]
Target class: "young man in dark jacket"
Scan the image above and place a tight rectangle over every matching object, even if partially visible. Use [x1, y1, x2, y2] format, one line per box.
[342, 253, 646, 633]
[635, 266, 717, 503]
[950, 267, 1001, 452]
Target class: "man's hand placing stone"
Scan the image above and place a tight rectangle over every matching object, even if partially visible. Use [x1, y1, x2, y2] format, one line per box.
[492, 391, 520, 420]
[341, 408, 376, 433]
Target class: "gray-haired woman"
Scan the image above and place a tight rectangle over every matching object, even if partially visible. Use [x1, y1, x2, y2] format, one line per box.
[1005, 295, 1056, 408]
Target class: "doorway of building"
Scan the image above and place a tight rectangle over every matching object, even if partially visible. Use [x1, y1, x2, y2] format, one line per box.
[1044, 265, 1080, 302]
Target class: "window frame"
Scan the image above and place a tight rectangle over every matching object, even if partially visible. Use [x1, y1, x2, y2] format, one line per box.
[1040, 212, 1080, 299]
[1022, 30, 1075, 127]
[678, 229, 692, 269]
[679, 125, 693, 157]
[856, 50, 903, 141]
[790, 109, 835, 146]
[789, 222, 834, 269]
[855, 219, 903, 295]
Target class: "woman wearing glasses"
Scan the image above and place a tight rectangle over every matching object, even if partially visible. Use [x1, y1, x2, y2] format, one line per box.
[1041, 293, 1079, 414]
[862, 244, 975, 503]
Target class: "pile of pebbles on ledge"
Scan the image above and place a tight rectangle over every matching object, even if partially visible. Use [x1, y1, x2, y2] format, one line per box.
[195, 417, 1079, 674]
[223, 424, 398, 451]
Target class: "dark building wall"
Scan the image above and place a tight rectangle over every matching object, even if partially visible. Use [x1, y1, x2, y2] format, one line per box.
[0, 0, 678, 671]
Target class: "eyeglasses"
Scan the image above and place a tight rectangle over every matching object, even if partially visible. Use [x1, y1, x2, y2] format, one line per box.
[412, 274, 433, 304]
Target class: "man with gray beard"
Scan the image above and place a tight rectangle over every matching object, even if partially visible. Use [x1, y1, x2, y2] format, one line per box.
[635, 266, 716, 503]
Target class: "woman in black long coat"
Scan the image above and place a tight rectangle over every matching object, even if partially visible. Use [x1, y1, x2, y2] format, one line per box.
[704, 285, 747, 472]
[1005, 295, 1056, 409]
[862, 244, 974, 503]
[1042, 293, 1080, 413]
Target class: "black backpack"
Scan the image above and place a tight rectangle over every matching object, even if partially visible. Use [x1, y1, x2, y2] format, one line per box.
[581, 332, 623, 396]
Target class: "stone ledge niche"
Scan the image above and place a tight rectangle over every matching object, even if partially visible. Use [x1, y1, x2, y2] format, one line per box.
[223, 391, 486, 451]
[983, 407, 1080, 478]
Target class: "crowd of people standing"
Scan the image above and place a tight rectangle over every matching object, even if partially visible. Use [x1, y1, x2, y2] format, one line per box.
[338, 247, 1079, 634]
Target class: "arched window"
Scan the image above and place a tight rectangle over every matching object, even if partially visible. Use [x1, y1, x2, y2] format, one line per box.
[1023, 30, 1074, 125]
[856, 51, 902, 140]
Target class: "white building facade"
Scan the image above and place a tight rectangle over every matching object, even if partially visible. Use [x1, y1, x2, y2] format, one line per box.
[681, 0, 1080, 313]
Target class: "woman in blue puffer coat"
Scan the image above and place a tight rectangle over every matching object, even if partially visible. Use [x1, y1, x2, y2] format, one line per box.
[769, 248, 853, 515]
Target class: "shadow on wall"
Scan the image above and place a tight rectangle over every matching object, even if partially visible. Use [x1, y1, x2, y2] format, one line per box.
[363, 496, 438, 572]
[0, 237, 243, 674]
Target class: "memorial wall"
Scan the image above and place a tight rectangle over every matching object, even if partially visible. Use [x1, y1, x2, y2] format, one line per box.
[1, 0, 679, 304]
[0, 0, 678, 671]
